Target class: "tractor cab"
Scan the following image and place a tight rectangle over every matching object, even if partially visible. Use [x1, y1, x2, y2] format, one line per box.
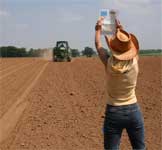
[53, 41, 71, 62]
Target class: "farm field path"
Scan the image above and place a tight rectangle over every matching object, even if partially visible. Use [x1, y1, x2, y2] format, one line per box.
[0, 56, 161, 150]
[0, 58, 34, 71]
[0, 59, 47, 118]
[0, 58, 48, 144]
[0, 61, 49, 144]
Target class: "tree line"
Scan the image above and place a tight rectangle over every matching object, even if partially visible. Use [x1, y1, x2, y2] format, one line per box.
[0, 46, 97, 57]
[0, 46, 161, 57]
[71, 47, 96, 57]
[0, 46, 43, 57]
[139, 49, 162, 55]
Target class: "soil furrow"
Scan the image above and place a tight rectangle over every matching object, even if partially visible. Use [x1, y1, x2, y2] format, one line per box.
[0, 62, 49, 144]
[0, 60, 47, 117]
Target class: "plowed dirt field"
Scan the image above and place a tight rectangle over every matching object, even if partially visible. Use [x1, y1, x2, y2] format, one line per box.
[0, 57, 161, 150]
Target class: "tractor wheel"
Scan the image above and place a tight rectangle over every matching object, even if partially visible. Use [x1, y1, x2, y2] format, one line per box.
[67, 57, 71, 62]
[54, 58, 57, 62]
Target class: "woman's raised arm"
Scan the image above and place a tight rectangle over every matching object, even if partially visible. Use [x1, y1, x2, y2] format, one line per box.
[95, 18, 109, 66]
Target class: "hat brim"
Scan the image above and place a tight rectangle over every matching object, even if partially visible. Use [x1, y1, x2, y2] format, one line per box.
[109, 34, 139, 60]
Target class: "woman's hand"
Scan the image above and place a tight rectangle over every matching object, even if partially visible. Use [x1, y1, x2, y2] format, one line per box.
[115, 19, 123, 30]
[95, 17, 104, 31]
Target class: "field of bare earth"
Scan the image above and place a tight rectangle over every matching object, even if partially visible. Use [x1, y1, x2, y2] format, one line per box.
[0, 56, 161, 150]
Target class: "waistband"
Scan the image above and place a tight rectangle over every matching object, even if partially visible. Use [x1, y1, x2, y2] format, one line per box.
[106, 103, 139, 112]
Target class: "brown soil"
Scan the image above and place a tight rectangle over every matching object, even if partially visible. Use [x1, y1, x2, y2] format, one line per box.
[0, 56, 161, 150]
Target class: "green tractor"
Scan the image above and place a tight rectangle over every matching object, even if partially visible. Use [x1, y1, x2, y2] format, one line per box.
[53, 41, 71, 62]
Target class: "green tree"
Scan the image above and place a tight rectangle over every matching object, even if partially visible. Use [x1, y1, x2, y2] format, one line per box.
[17, 48, 27, 57]
[82, 47, 96, 57]
[28, 48, 34, 57]
[27, 48, 41, 57]
[71, 49, 80, 57]
[0, 46, 27, 57]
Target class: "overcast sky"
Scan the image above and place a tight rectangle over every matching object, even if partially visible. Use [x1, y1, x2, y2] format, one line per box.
[0, 0, 161, 51]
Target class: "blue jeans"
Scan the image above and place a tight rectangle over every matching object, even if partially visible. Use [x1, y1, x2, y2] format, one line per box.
[103, 103, 145, 150]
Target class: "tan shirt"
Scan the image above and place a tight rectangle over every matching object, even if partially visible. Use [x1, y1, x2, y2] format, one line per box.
[105, 56, 139, 106]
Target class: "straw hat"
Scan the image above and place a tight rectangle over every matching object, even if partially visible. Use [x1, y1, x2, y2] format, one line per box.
[108, 29, 139, 60]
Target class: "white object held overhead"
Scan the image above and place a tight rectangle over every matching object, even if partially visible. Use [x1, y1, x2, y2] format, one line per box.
[100, 9, 117, 36]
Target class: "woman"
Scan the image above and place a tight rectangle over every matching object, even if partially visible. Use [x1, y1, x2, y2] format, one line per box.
[95, 18, 146, 150]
